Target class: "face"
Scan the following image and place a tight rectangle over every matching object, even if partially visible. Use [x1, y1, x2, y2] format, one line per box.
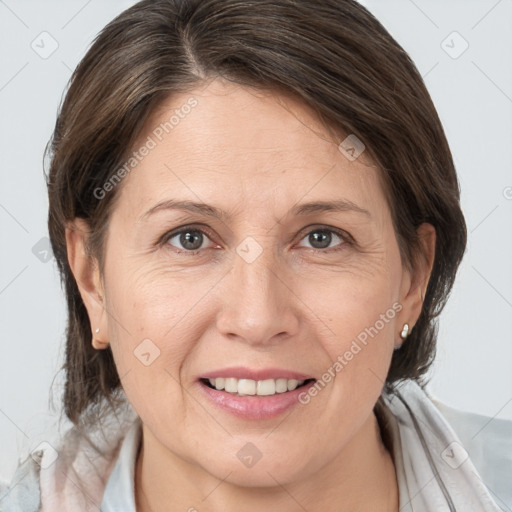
[72, 78, 430, 487]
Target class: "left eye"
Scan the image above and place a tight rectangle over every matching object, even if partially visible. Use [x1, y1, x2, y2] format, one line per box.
[297, 228, 346, 251]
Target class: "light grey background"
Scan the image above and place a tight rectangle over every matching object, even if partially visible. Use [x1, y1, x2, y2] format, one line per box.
[0, 0, 511, 482]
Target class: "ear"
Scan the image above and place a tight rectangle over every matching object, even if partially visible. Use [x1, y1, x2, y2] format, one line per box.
[65, 218, 109, 350]
[397, 223, 436, 348]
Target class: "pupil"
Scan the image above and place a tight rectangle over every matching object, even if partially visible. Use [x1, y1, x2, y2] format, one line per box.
[180, 230, 202, 250]
[310, 230, 331, 249]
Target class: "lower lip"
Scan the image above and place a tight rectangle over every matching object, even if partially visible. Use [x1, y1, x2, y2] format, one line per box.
[198, 380, 316, 420]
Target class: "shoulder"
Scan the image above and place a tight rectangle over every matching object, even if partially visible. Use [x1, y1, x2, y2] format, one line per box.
[380, 379, 512, 510]
[0, 453, 42, 512]
[430, 395, 512, 506]
[0, 400, 138, 511]
[431, 396, 512, 453]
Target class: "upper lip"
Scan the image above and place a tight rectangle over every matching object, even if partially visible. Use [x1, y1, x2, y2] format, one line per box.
[199, 367, 315, 381]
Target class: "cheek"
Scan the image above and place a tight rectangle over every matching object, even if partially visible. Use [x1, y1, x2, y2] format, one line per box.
[294, 250, 402, 405]
[102, 261, 218, 405]
[303, 269, 399, 352]
[105, 257, 212, 341]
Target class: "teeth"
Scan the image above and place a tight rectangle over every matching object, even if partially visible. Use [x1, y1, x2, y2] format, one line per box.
[207, 377, 306, 396]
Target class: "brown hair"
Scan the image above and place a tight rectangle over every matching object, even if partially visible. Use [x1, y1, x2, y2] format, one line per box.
[46, 0, 467, 425]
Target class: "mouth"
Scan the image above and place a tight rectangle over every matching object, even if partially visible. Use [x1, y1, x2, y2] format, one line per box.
[200, 377, 317, 397]
[196, 367, 318, 419]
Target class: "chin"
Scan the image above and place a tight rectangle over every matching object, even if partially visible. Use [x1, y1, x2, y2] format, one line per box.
[193, 445, 315, 488]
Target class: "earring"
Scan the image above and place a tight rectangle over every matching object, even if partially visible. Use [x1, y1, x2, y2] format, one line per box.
[92, 328, 108, 350]
[394, 323, 410, 351]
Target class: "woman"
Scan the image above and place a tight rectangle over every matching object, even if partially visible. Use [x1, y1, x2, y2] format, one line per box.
[1, 0, 510, 510]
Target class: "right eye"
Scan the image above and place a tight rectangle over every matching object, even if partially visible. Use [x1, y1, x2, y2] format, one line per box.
[162, 226, 217, 254]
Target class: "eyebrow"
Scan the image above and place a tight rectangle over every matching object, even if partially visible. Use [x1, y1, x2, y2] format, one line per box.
[139, 198, 371, 223]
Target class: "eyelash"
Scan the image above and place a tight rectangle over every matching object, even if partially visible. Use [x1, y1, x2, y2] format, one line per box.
[159, 224, 353, 256]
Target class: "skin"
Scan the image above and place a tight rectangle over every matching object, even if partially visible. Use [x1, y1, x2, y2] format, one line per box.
[66, 77, 435, 512]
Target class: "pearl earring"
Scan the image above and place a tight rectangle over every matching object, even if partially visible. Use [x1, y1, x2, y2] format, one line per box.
[95, 328, 100, 334]
[394, 323, 410, 351]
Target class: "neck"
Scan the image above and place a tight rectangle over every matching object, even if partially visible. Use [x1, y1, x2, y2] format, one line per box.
[135, 411, 398, 512]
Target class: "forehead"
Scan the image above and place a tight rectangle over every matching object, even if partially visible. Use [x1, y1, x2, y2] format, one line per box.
[116, 78, 386, 221]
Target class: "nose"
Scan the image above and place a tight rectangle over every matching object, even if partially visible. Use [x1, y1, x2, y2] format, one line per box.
[215, 247, 300, 348]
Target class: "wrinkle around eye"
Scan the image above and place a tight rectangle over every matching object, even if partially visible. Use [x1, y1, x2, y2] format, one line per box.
[146, 217, 379, 260]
